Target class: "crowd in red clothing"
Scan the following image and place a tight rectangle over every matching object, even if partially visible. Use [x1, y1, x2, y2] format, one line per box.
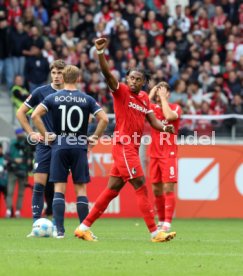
[0, 0, 242, 121]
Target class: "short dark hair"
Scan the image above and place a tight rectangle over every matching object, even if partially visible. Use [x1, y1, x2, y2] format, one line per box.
[156, 81, 170, 92]
[126, 68, 151, 84]
[50, 59, 66, 71]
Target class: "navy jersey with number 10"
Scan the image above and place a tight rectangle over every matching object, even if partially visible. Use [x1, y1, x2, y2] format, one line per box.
[41, 90, 102, 149]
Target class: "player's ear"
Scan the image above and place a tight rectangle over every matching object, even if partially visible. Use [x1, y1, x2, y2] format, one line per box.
[125, 70, 130, 83]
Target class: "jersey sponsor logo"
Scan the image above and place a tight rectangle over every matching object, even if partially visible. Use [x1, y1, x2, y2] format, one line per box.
[128, 102, 148, 113]
[55, 96, 87, 103]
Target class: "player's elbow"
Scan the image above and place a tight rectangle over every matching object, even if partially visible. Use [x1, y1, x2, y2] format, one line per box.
[16, 107, 25, 121]
[102, 116, 109, 126]
[31, 111, 38, 122]
[164, 113, 178, 121]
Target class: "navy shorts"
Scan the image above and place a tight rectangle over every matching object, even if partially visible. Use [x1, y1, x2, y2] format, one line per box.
[34, 144, 51, 174]
[49, 147, 90, 183]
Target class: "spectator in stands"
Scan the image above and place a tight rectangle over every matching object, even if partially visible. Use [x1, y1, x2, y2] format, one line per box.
[169, 80, 188, 112]
[6, 0, 22, 26]
[22, 26, 44, 57]
[157, 5, 169, 32]
[32, 0, 49, 26]
[71, 2, 86, 29]
[0, 142, 8, 206]
[74, 12, 95, 41]
[42, 40, 55, 64]
[25, 45, 49, 92]
[5, 128, 32, 218]
[224, 94, 243, 131]
[10, 21, 28, 79]
[0, 13, 13, 90]
[226, 70, 242, 96]
[22, 7, 42, 33]
[11, 75, 30, 114]
[168, 4, 191, 34]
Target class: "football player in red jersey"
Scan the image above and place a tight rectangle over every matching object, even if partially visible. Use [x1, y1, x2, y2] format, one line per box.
[75, 38, 176, 242]
[149, 82, 182, 232]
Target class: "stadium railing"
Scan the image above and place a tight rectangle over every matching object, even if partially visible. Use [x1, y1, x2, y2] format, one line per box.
[88, 114, 243, 143]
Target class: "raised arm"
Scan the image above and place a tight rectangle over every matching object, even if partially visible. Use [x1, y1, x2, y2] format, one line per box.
[146, 112, 175, 133]
[95, 38, 118, 91]
[157, 86, 178, 121]
[148, 85, 157, 101]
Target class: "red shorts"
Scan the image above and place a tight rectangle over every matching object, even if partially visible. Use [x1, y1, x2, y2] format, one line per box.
[110, 143, 144, 182]
[149, 157, 178, 184]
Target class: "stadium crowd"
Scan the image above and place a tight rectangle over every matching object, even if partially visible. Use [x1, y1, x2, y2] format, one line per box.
[0, 0, 242, 119]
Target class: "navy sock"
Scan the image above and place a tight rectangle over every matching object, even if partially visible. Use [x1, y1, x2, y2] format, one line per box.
[53, 192, 65, 234]
[32, 183, 45, 222]
[76, 196, 89, 223]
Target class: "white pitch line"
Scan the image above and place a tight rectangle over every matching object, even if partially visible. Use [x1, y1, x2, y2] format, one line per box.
[2, 249, 243, 257]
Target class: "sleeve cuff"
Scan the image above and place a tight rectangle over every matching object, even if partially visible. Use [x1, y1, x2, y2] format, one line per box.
[41, 103, 48, 111]
[93, 108, 103, 115]
[24, 102, 33, 109]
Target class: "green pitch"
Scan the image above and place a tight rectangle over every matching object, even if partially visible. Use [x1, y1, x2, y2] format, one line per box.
[0, 218, 243, 275]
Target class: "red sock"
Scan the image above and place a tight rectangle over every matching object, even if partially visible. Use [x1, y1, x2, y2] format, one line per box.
[164, 192, 176, 223]
[154, 194, 165, 222]
[83, 188, 119, 227]
[135, 185, 157, 233]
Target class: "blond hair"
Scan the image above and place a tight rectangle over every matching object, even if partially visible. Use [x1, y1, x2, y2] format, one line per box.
[63, 65, 80, 84]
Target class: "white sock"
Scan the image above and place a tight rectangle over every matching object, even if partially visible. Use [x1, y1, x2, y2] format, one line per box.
[151, 230, 158, 238]
[79, 223, 90, 231]
[158, 221, 165, 226]
[163, 222, 171, 228]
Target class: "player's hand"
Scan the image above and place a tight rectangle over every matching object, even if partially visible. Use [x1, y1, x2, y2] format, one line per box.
[95, 38, 107, 51]
[164, 124, 175, 134]
[149, 85, 158, 101]
[29, 132, 44, 143]
[157, 86, 167, 99]
[44, 132, 57, 145]
[87, 135, 99, 151]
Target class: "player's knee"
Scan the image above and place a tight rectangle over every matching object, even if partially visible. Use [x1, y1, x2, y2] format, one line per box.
[163, 183, 175, 194]
[152, 183, 163, 196]
[34, 173, 48, 185]
[130, 177, 145, 189]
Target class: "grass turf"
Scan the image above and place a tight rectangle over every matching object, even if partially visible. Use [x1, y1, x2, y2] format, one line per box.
[0, 218, 243, 275]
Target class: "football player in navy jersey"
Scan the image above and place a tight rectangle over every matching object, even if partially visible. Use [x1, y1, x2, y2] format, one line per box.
[31, 65, 108, 238]
[16, 60, 66, 237]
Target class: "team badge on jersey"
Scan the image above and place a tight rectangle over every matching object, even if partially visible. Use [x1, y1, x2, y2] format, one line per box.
[131, 168, 137, 175]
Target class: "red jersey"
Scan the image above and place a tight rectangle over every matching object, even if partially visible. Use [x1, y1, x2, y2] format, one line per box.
[112, 83, 152, 147]
[149, 103, 182, 158]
